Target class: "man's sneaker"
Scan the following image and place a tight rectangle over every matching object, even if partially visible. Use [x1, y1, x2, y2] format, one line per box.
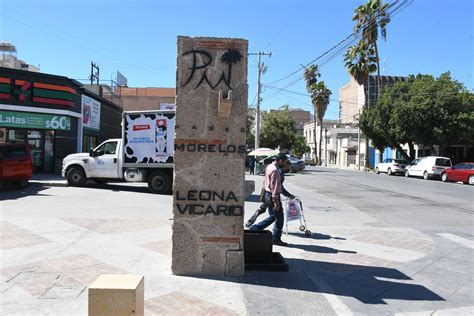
[245, 222, 252, 228]
[273, 239, 288, 247]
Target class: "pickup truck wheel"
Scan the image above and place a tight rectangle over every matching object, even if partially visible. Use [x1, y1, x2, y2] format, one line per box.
[148, 171, 171, 194]
[67, 167, 87, 187]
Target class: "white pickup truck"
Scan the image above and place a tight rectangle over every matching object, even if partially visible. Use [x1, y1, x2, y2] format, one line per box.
[62, 110, 175, 194]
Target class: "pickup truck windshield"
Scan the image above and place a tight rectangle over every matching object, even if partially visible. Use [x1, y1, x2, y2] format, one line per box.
[96, 142, 118, 155]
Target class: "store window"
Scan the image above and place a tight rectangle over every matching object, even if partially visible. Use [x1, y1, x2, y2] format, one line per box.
[44, 131, 55, 172]
[8, 129, 27, 143]
[83, 135, 97, 152]
[2, 128, 56, 172]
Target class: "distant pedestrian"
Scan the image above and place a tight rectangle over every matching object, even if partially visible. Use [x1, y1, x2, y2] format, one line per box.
[249, 156, 255, 175]
[249, 153, 290, 246]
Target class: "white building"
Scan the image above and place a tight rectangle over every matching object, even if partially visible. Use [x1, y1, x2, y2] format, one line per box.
[304, 120, 367, 168]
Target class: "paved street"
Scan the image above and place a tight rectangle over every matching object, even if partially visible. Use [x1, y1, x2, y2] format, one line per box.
[1, 168, 473, 315]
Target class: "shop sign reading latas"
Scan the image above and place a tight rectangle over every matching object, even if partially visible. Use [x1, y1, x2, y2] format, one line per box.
[0, 110, 71, 130]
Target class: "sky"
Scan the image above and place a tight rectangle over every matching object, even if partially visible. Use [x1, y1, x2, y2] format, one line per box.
[1, 0, 473, 120]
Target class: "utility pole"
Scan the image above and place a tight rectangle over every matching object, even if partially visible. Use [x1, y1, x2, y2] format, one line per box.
[90, 61, 100, 85]
[357, 109, 361, 170]
[249, 51, 271, 149]
[324, 128, 328, 167]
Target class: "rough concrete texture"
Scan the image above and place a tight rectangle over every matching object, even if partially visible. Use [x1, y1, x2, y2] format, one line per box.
[172, 36, 248, 276]
[88, 274, 144, 316]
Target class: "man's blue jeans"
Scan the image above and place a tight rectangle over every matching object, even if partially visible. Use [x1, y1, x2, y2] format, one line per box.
[249, 192, 284, 241]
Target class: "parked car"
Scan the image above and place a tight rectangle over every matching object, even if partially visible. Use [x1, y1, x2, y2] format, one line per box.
[257, 154, 306, 173]
[404, 156, 452, 180]
[441, 162, 474, 185]
[287, 155, 306, 172]
[0, 143, 33, 188]
[375, 158, 408, 175]
[304, 157, 316, 166]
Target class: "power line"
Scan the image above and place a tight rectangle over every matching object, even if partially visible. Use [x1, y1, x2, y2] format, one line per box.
[266, 0, 412, 97]
[268, 0, 407, 86]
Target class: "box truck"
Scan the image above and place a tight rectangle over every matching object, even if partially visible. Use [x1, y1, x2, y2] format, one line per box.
[62, 110, 175, 194]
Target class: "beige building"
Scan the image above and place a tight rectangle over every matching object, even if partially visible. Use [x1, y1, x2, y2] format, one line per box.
[117, 87, 176, 111]
[0, 50, 40, 72]
[269, 108, 311, 134]
[339, 75, 406, 124]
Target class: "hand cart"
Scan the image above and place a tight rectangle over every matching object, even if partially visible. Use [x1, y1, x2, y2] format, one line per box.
[283, 197, 311, 237]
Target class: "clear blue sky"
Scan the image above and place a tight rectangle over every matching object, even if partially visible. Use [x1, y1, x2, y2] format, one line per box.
[1, 0, 473, 120]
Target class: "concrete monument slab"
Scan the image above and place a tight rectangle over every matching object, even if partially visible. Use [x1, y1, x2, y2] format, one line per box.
[172, 36, 248, 276]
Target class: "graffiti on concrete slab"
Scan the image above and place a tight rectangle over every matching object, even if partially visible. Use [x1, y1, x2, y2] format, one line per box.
[182, 49, 243, 90]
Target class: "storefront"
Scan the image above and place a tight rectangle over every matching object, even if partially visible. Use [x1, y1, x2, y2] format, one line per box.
[0, 67, 122, 173]
[0, 111, 76, 172]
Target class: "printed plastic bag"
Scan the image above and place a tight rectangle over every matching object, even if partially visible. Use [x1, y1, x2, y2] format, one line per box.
[285, 198, 301, 222]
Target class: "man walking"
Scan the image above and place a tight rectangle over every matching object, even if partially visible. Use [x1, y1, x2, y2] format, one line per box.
[245, 159, 294, 228]
[249, 153, 289, 246]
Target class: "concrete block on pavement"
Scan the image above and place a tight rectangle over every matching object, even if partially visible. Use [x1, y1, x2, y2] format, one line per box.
[88, 274, 144, 316]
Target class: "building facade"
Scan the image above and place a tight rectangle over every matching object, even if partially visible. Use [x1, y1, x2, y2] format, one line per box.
[304, 120, 365, 168]
[339, 75, 406, 166]
[0, 67, 122, 173]
[339, 74, 473, 165]
[269, 108, 311, 135]
[0, 50, 40, 73]
[117, 87, 176, 111]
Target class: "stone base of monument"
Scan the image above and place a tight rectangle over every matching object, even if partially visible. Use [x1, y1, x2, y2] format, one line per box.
[243, 230, 289, 272]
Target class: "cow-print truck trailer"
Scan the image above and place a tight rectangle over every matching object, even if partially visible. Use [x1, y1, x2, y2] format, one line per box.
[62, 110, 175, 194]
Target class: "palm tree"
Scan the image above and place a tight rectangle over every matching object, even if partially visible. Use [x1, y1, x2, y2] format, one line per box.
[303, 65, 321, 163]
[344, 40, 377, 168]
[312, 81, 332, 165]
[353, 0, 390, 95]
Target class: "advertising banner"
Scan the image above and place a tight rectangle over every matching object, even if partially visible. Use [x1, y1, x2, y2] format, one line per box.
[285, 198, 302, 222]
[124, 112, 175, 164]
[0, 110, 71, 130]
[82, 95, 101, 130]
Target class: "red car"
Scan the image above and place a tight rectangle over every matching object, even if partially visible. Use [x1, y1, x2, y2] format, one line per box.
[441, 162, 474, 185]
[0, 143, 33, 188]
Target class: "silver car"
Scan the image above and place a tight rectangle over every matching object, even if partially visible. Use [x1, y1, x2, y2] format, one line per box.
[375, 158, 408, 175]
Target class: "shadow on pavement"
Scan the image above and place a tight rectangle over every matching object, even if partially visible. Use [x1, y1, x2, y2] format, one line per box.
[82, 183, 167, 194]
[237, 259, 445, 305]
[289, 243, 356, 254]
[0, 183, 51, 200]
[288, 232, 346, 240]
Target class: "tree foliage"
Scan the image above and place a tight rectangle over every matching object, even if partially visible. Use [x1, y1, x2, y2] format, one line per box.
[246, 107, 255, 148]
[303, 65, 331, 164]
[259, 106, 310, 157]
[292, 135, 311, 159]
[260, 105, 297, 150]
[353, 0, 390, 91]
[359, 72, 474, 162]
